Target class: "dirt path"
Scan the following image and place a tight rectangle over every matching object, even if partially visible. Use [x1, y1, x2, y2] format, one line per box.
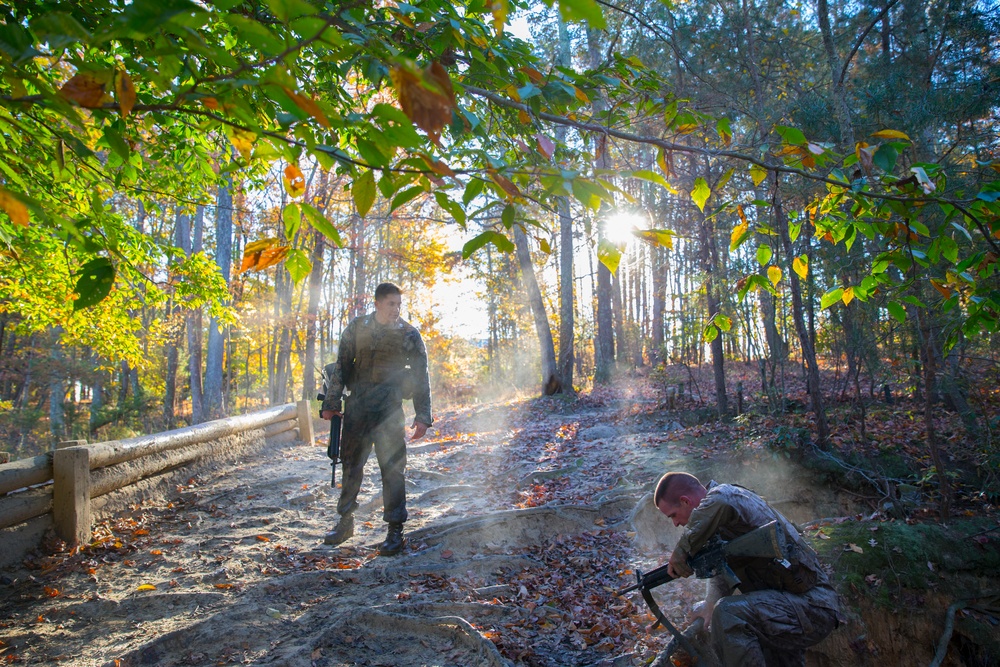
[0, 390, 848, 666]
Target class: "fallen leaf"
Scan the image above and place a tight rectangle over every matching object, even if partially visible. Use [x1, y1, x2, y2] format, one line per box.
[256, 535, 270, 542]
[846, 543, 864, 554]
[136, 584, 156, 591]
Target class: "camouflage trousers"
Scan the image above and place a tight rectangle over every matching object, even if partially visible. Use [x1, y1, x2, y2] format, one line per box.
[711, 585, 840, 667]
[336, 399, 407, 524]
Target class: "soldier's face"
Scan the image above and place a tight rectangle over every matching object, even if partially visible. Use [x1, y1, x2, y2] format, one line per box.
[375, 293, 402, 324]
[657, 497, 694, 527]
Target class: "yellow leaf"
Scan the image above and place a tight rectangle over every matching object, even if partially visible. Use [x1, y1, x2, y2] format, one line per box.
[0, 188, 29, 227]
[115, 69, 136, 118]
[792, 255, 808, 279]
[283, 164, 306, 198]
[59, 71, 112, 108]
[842, 286, 854, 305]
[137, 584, 156, 591]
[730, 221, 748, 251]
[517, 109, 530, 124]
[846, 543, 864, 554]
[490, 0, 507, 33]
[767, 265, 782, 287]
[229, 128, 256, 160]
[573, 86, 590, 104]
[872, 129, 910, 141]
[282, 87, 330, 128]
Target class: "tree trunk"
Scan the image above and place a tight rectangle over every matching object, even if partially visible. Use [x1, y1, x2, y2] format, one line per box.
[303, 230, 326, 401]
[699, 212, 728, 416]
[556, 17, 574, 393]
[513, 225, 562, 395]
[651, 247, 666, 365]
[205, 177, 234, 419]
[49, 328, 65, 441]
[774, 177, 829, 446]
[588, 25, 615, 384]
[187, 205, 205, 424]
[163, 210, 190, 429]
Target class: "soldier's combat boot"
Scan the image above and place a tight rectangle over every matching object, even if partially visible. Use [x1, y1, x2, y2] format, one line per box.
[379, 522, 404, 556]
[323, 514, 354, 545]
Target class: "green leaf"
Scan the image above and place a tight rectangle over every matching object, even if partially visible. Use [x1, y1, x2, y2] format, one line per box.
[820, 287, 844, 310]
[282, 203, 301, 240]
[873, 144, 898, 173]
[462, 230, 514, 259]
[355, 138, 389, 168]
[715, 314, 732, 332]
[434, 191, 466, 226]
[691, 177, 710, 212]
[703, 324, 719, 343]
[300, 203, 343, 247]
[390, 185, 425, 213]
[756, 245, 772, 266]
[352, 171, 377, 217]
[463, 178, 485, 206]
[887, 301, 906, 323]
[73, 257, 116, 311]
[629, 169, 677, 194]
[571, 178, 607, 211]
[501, 203, 516, 229]
[284, 248, 312, 284]
[775, 125, 807, 146]
[788, 221, 801, 242]
[557, 0, 605, 28]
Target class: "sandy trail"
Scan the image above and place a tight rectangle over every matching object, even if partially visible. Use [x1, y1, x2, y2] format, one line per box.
[0, 392, 841, 666]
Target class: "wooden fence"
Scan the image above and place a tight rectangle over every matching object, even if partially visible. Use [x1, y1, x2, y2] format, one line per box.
[0, 400, 315, 552]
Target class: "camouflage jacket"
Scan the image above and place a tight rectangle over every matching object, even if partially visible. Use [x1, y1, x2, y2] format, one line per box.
[321, 313, 432, 425]
[675, 482, 836, 606]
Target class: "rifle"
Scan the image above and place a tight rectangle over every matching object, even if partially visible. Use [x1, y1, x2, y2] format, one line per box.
[618, 521, 789, 666]
[317, 363, 342, 489]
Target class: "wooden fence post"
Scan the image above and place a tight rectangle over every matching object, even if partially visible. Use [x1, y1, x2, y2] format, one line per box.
[296, 399, 315, 445]
[53, 446, 91, 546]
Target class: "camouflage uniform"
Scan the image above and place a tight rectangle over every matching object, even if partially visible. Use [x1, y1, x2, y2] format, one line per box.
[321, 313, 432, 525]
[672, 483, 840, 667]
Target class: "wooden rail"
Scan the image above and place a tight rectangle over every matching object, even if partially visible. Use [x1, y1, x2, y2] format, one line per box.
[0, 400, 316, 546]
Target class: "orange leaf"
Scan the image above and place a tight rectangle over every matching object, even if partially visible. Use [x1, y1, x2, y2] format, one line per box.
[214, 583, 234, 589]
[930, 279, 952, 299]
[390, 61, 456, 145]
[0, 187, 29, 227]
[202, 97, 219, 111]
[256, 245, 289, 271]
[419, 153, 456, 177]
[519, 66, 543, 83]
[59, 72, 111, 108]
[44, 586, 60, 597]
[133, 529, 149, 536]
[256, 535, 270, 542]
[283, 164, 306, 198]
[536, 134, 555, 159]
[150, 549, 162, 555]
[115, 69, 136, 118]
[282, 87, 330, 128]
[488, 169, 522, 200]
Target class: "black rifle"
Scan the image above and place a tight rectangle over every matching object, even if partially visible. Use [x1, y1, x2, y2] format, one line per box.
[618, 521, 789, 666]
[317, 363, 342, 489]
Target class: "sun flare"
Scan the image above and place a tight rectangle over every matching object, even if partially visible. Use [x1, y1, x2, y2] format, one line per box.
[603, 211, 647, 244]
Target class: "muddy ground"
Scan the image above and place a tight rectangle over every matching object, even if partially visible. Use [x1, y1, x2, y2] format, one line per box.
[0, 387, 939, 667]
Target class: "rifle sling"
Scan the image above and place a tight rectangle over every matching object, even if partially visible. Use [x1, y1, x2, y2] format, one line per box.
[640, 586, 707, 664]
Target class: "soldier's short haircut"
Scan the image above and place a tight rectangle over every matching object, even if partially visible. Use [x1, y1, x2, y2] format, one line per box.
[653, 471, 703, 507]
[374, 282, 403, 301]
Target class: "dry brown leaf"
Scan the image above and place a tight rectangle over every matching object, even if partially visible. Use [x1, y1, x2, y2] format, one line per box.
[283, 87, 330, 128]
[390, 61, 456, 145]
[59, 72, 111, 108]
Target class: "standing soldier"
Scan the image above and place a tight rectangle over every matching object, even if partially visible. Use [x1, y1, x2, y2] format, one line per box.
[320, 282, 432, 556]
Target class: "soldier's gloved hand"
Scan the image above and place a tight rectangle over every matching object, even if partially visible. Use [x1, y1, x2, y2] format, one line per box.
[667, 550, 694, 578]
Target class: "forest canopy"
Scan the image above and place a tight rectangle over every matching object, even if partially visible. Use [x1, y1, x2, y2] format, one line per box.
[0, 0, 998, 475]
